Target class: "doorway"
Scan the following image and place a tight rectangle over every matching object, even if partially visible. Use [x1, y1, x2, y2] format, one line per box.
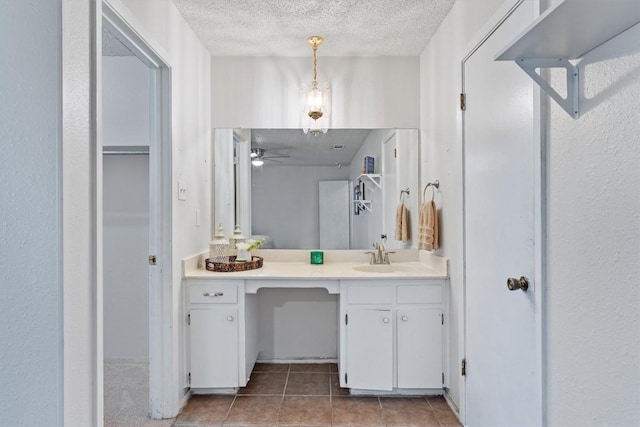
[461, 0, 544, 425]
[101, 2, 173, 421]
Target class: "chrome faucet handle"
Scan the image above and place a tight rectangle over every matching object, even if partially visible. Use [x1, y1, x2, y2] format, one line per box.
[364, 251, 377, 264]
[382, 251, 395, 264]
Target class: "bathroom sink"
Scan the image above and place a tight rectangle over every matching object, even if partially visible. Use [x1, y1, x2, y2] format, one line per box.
[352, 264, 416, 274]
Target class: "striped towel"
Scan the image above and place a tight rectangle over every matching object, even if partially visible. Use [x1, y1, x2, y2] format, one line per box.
[418, 200, 439, 251]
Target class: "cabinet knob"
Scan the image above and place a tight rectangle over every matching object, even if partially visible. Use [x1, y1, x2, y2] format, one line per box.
[401, 316, 408, 322]
[383, 318, 390, 324]
[227, 315, 234, 321]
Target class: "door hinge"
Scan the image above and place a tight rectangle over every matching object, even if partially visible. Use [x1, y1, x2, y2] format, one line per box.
[188, 372, 191, 385]
[441, 313, 444, 325]
[345, 314, 348, 325]
[394, 148, 397, 158]
[442, 372, 445, 384]
[187, 313, 191, 325]
[461, 358, 467, 377]
[148, 255, 157, 265]
[345, 372, 348, 384]
[460, 93, 466, 111]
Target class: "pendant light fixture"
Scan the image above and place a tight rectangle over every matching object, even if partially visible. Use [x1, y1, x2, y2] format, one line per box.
[301, 36, 331, 135]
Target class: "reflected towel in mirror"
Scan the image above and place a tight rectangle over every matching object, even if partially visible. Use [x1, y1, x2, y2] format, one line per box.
[395, 203, 410, 242]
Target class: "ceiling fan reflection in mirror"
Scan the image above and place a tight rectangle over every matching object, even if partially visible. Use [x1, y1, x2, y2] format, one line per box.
[250, 148, 290, 166]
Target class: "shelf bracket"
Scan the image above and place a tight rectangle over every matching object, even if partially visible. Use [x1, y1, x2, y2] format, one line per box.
[515, 58, 579, 119]
[358, 174, 382, 190]
[353, 200, 373, 213]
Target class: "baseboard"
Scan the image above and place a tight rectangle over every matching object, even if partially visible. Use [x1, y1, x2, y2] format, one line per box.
[443, 389, 462, 423]
[256, 357, 338, 364]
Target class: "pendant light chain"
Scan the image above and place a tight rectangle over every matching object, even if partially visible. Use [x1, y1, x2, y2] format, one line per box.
[312, 43, 318, 90]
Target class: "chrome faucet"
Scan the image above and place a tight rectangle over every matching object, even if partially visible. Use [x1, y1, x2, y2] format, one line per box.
[365, 242, 395, 264]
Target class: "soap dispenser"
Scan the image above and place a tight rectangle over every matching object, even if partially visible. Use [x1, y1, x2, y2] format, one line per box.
[209, 223, 229, 263]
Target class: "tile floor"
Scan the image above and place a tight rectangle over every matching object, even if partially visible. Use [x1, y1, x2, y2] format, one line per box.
[173, 363, 461, 427]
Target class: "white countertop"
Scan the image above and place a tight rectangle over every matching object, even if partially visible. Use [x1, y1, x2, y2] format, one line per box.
[183, 249, 448, 281]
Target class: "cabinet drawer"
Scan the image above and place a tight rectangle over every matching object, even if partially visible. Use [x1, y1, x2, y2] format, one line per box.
[347, 284, 394, 304]
[190, 283, 238, 304]
[397, 284, 442, 304]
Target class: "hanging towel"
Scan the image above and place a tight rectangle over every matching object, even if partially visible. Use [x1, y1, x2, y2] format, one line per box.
[418, 200, 439, 251]
[395, 204, 410, 242]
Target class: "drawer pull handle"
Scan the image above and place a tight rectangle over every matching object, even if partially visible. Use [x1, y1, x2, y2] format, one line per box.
[227, 316, 234, 321]
[401, 316, 408, 322]
[203, 292, 224, 297]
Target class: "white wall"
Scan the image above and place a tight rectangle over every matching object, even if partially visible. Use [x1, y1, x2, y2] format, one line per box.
[102, 56, 150, 147]
[107, 0, 212, 415]
[211, 56, 420, 129]
[103, 155, 150, 361]
[419, 0, 506, 408]
[251, 165, 350, 249]
[545, 23, 640, 426]
[0, 1, 63, 424]
[257, 289, 338, 361]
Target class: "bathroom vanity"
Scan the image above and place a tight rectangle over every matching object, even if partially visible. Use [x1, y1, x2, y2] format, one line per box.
[183, 250, 448, 394]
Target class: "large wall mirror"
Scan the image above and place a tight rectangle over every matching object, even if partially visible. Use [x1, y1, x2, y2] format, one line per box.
[213, 128, 419, 250]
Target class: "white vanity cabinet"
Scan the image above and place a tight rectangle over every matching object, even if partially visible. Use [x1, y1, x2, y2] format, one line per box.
[340, 280, 445, 392]
[187, 279, 257, 390]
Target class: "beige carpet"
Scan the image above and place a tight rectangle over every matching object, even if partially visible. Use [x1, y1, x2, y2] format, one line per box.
[104, 361, 175, 427]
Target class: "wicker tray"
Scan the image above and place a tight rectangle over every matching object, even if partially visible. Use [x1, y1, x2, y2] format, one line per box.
[205, 256, 263, 272]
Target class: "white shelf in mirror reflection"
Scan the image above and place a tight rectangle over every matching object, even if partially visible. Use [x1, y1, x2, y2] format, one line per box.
[357, 174, 382, 190]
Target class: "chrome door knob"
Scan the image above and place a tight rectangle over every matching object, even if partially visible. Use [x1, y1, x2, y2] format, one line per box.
[401, 316, 408, 322]
[507, 276, 529, 291]
[227, 315, 234, 321]
[383, 318, 390, 324]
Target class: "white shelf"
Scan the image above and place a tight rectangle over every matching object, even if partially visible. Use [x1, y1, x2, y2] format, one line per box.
[495, 0, 640, 119]
[496, 0, 640, 61]
[357, 174, 382, 190]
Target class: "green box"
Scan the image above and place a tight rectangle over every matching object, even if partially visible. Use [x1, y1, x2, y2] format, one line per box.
[310, 251, 324, 264]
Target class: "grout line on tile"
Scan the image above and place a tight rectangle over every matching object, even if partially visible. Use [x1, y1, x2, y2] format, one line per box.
[223, 394, 238, 424]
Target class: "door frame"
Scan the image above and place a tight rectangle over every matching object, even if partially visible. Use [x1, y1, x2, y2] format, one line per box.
[101, 2, 174, 419]
[458, 0, 546, 424]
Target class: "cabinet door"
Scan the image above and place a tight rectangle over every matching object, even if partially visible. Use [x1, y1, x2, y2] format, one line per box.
[190, 308, 239, 388]
[346, 309, 393, 390]
[397, 308, 442, 388]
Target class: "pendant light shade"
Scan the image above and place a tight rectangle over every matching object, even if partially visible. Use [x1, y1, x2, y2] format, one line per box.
[301, 36, 331, 134]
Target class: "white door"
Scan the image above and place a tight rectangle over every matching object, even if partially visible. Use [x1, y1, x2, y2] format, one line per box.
[190, 308, 239, 388]
[397, 308, 442, 389]
[382, 134, 398, 246]
[463, 1, 541, 425]
[346, 309, 393, 390]
[319, 180, 350, 249]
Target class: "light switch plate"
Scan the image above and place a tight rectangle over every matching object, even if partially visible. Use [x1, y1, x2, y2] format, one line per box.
[178, 180, 187, 201]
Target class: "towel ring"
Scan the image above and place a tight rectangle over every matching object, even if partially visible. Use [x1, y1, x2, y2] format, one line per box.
[422, 180, 440, 202]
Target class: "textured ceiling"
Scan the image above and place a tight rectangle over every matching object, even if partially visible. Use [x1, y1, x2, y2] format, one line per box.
[251, 129, 372, 166]
[171, 0, 455, 56]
